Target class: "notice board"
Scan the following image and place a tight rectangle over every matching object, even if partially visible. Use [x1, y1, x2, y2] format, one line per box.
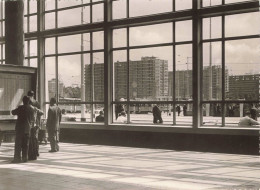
[0, 65, 37, 119]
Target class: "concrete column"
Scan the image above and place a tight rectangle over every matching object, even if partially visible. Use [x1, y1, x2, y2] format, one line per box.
[5, 0, 24, 66]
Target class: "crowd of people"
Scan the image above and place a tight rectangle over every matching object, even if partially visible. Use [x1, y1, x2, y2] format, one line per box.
[11, 91, 62, 163]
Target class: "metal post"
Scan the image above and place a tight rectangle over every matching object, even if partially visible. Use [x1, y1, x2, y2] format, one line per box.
[81, 0, 86, 121]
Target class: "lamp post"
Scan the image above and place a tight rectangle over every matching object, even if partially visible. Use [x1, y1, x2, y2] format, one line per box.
[80, 0, 86, 121]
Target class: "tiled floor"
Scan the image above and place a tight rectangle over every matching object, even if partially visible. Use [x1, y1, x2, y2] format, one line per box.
[1, 142, 260, 190]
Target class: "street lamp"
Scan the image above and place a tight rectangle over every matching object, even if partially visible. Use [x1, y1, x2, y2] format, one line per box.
[80, 0, 86, 121]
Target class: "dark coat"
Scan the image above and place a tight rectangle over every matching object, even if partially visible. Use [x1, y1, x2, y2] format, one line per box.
[46, 105, 62, 133]
[12, 105, 36, 134]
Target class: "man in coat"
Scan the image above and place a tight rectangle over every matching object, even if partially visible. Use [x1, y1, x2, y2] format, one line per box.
[46, 98, 62, 152]
[11, 96, 42, 163]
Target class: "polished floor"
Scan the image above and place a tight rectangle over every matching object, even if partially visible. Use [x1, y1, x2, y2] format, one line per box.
[1, 142, 260, 190]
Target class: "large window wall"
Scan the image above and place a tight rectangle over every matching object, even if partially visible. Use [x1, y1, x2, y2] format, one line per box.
[1, 0, 260, 128]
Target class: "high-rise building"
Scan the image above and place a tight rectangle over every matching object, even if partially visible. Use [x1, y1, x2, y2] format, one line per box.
[169, 65, 228, 100]
[48, 78, 64, 99]
[85, 63, 104, 102]
[115, 56, 168, 100]
[85, 57, 169, 101]
[228, 74, 260, 100]
[174, 70, 193, 100]
[203, 65, 229, 100]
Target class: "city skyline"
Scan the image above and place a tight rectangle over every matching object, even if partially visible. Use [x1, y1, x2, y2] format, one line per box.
[48, 56, 260, 102]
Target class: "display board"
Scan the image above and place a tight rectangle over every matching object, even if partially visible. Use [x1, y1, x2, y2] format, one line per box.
[0, 65, 37, 120]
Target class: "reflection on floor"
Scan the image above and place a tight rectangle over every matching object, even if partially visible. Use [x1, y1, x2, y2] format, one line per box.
[1, 142, 260, 190]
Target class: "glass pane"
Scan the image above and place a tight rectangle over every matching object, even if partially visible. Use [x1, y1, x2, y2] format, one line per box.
[24, 58, 29, 66]
[202, 103, 222, 127]
[29, 40, 37, 57]
[228, 75, 260, 101]
[2, 44, 5, 59]
[113, 28, 127, 48]
[129, 103, 173, 125]
[82, 33, 90, 51]
[225, 103, 249, 127]
[24, 0, 28, 15]
[113, 103, 126, 123]
[45, 37, 55, 55]
[45, 12, 55, 30]
[24, 16, 28, 33]
[58, 34, 81, 53]
[225, 0, 251, 4]
[58, 8, 82, 28]
[58, 0, 88, 9]
[129, 46, 172, 101]
[45, 0, 55, 11]
[58, 55, 81, 100]
[93, 31, 104, 50]
[29, 58, 37, 68]
[113, 0, 126, 20]
[83, 6, 91, 24]
[203, 0, 222, 7]
[29, 15, 37, 32]
[93, 52, 104, 101]
[92, 3, 104, 22]
[225, 38, 260, 101]
[45, 57, 56, 102]
[203, 17, 222, 39]
[0, 22, 2, 37]
[225, 12, 260, 38]
[129, 0, 172, 17]
[29, 0, 37, 14]
[94, 104, 104, 123]
[24, 41, 28, 57]
[203, 42, 222, 100]
[175, 0, 192, 11]
[176, 44, 192, 100]
[175, 103, 193, 125]
[60, 104, 90, 123]
[84, 54, 91, 102]
[129, 23, 172, 46]
[2, 21, 4, 37]
[175, 20, 192, 42]
[113, 50, 127, 101]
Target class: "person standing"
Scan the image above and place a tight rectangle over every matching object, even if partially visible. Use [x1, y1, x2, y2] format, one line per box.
[27, 90, 42, 159]
[11, 96, 41, 163]
[176, 105, 181, 116]
[183, 104, 187, 116]
[46, 98, 62, 152]
[152, 105, 163, 124]
[250, 104, 258, 121]
[115, 98, 125, 120]
[96, 110, 105, 122]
